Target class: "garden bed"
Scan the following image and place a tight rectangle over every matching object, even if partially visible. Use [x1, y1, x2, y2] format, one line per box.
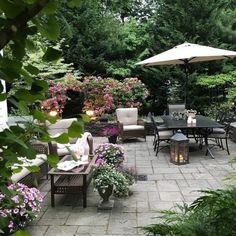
[85, 121, 154, 137]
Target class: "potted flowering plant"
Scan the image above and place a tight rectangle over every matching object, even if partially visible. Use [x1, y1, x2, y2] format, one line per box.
[103, 126, 118, 143]
[93, 163, 129, 209]
[95, 143, 124, 167]
[0, 183, 43, 235]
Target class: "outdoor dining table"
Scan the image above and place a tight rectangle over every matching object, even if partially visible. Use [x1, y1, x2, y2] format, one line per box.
[161, 115, 224, 158]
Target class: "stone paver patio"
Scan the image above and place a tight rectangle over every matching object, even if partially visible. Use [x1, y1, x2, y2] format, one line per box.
[28, 136, 236, 236]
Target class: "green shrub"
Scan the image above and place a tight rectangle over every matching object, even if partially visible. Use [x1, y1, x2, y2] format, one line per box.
[142, 188, 236, 236]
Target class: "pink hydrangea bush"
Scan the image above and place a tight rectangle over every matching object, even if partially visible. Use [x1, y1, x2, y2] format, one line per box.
[0, 183, 43, 234]
[82, 76, 149, 116]
[41, 73, 82, 115]
[41, 75, 149, 117]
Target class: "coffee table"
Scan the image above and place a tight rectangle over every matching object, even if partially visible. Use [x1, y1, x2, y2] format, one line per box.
[48, 154, 96, 208]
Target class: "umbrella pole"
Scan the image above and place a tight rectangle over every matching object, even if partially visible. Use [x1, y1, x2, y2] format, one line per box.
[184, 62, 189, 108]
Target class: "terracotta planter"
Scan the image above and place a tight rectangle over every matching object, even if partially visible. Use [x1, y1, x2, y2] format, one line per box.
[108, 135, 117, 144]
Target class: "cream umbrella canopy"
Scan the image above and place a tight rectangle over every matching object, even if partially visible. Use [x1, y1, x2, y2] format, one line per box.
[136, 42, 236, 105]
[136, 42, 236, 66]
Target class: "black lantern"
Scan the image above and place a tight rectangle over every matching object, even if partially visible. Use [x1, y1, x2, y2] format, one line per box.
[170, 130, 189, 165]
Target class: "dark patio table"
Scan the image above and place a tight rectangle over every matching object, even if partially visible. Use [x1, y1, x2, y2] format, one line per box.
[161, 115, 224, 158]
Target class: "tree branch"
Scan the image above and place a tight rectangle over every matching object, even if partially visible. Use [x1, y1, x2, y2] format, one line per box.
[0, 0, 50, 50]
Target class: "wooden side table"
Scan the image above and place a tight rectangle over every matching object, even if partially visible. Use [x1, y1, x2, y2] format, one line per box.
[48, 155, 96, 208]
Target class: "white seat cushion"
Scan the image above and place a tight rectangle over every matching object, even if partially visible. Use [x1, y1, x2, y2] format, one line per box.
[212, 128, 225, 134]
[116, 108, 138, 125]
[57, 132, 91, 156]
[124, 125, 145, 131]
[159, 130, 173, 139]
[47, 119, 91, 156]
[208, 133, 226, 138]
[46, 118, 77, 136]
[11, 154, 47, 183]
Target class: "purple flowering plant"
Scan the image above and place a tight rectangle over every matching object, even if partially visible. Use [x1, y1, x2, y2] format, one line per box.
[95, 143, 124, 167]
[0, 183, 43, 234]
[103, 127, 118, 137]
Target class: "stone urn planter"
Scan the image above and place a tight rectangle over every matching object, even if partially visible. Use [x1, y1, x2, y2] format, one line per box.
[97, 185, 114, 210]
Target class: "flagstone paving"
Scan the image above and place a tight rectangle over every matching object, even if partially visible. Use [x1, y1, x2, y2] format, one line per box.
[28, 136, 236, 236]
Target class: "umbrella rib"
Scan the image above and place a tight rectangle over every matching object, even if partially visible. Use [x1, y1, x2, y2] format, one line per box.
[224, 55, 232, 59]
[179, 57, 196, 64]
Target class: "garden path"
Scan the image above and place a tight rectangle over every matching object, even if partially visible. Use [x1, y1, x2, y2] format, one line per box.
[27, 136, 236, 236]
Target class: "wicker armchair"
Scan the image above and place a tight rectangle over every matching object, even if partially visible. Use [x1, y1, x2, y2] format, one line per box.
[116, 108, 146, 142]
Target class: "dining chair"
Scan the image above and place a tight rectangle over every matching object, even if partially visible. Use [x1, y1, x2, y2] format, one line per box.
[168, 103, 186, 115]
[206, 115, 235, 156]
[150, 116, 173, 156]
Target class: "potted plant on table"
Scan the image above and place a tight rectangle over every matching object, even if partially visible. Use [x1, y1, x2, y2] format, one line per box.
[0, 183, 43, 235]
[103, 127, 118, 144]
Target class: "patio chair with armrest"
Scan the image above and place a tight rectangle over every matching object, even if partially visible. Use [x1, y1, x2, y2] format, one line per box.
[205, 115, 235, 156]
[150, 116, 173, 156]
[116, 108, 146, 142]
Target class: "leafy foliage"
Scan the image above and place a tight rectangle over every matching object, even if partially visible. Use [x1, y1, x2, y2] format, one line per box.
[0, 183, 43, 235]
[0, 1, 85, 233]
[81, 76, 149, 115]
[95, 143, 125, 167]
[59, 0, 236, 113]
[196, 70, 236, 114]
[93, 163, 129, 198]
[142, 188, 236, 236]
[60, 0, 150, 78]
[42, 75, 149, 116]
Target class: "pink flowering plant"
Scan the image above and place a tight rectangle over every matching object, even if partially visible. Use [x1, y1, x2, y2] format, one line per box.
[103, 127, 118, 137]
[81, 76, 149, 116]
[95, 143, 125, 167]
[41, 74, 82, 115]
[42, 75, 149, 117]
[0, 183, 43, 235]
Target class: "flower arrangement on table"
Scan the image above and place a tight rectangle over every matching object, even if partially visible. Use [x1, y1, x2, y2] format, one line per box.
[0, 183, 43, 235]
[171, 111, 187, 120]
[95, 143, 124, 167]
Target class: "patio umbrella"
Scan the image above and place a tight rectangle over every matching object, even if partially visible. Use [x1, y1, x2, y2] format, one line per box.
[136, 42, 236, 105]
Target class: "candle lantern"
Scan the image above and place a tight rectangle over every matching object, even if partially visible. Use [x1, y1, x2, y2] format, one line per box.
[170, 130, 189, 165]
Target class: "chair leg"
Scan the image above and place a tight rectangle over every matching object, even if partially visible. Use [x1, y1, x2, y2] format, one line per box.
[225, 138, 230, 155]
[155, 141, 160, 156]
[153, 135, 156, 146]
[154, 138, 157, 151]
[199, 136, 203, 149]
[220, 139, 224, 149]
